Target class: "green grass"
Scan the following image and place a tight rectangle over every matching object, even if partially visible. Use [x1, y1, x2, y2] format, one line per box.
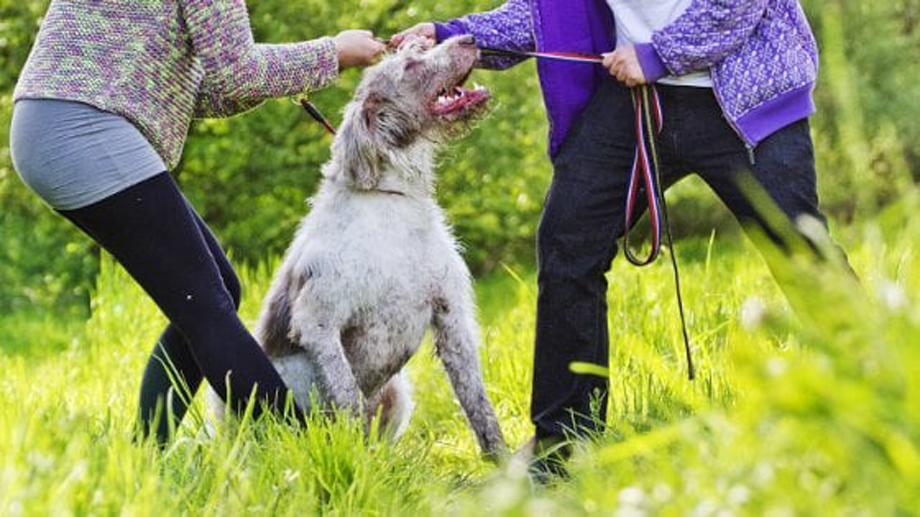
[2, 196, 920, 515]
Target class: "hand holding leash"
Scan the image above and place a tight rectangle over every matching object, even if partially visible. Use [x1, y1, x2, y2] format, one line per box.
[391, 23, 436, 48]
[603, 46, 647, 87]
[335, 30, 387, 68]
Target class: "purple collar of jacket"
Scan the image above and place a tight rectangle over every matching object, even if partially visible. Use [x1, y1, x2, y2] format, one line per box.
[436, 0, 820, 157]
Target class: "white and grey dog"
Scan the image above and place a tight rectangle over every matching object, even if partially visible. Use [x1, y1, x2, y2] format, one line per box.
[253, 36, 506, 457]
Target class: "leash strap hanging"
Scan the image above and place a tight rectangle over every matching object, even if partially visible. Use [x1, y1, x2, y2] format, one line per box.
[300, 99, 337, 136]
[630, 85, 696, 380]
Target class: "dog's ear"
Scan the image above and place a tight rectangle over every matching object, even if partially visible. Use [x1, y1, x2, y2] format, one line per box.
[365, 92, 418, 150]
[336, 94, 384, 189]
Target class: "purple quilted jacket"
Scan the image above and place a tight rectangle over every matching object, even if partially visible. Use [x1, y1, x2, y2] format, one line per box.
[435, 0, 819, 157]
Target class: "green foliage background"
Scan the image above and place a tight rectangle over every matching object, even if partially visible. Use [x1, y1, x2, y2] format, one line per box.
[1, 0, 919, 313]
[2, 2, 920, 513]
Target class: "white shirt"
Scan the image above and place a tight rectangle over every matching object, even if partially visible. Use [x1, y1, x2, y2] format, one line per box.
[607, 0, 713, 88]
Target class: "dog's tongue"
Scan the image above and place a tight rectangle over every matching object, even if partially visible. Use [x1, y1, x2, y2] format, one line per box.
[434, 84, 491, 115]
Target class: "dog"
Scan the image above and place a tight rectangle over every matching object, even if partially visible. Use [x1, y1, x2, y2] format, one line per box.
[251, 35, 506, 458]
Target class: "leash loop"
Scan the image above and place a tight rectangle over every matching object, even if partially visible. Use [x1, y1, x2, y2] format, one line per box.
[623, 86, 664, 267]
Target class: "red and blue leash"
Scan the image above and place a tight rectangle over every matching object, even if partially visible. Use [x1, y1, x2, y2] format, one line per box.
[624, 86, 664, 267]
[481, 46, 695, 380]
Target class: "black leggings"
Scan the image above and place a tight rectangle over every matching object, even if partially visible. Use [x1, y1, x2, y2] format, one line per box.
[60, 172, 299, 443]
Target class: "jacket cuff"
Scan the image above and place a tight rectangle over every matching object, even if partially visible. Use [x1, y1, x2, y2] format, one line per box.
[635, 42, 669, 83]
[435, 21, 468, 44]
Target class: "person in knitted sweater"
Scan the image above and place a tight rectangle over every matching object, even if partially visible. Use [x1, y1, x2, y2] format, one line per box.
[10, 0, 385, 443]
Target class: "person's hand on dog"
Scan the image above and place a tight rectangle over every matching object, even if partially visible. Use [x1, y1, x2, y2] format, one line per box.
[390, 23, 436, 49]
[335, 30, 387, 69]
[603, 46, 647, 88]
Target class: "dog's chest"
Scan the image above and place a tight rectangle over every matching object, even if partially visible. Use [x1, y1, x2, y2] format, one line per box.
[312, 196, 455, 295]
[291, 193, 459, 394]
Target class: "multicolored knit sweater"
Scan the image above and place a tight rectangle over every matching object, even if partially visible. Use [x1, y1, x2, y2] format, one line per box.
[14, 0, 340, 170]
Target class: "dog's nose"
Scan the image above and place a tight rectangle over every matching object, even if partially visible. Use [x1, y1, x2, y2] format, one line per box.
[458, 35, 476, 47]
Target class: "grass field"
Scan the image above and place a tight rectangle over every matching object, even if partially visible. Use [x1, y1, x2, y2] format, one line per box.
[2, 196, 920, 515]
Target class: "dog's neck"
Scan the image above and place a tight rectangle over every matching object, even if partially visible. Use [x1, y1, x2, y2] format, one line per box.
[376, 141, 437, 197]
[322, 139, 440, 198]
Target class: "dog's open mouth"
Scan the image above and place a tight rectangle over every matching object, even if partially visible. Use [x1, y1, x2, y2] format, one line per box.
[432, 70, 491, 116]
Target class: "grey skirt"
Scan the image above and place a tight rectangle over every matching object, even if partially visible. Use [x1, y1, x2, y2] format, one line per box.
[10, 99, 167, 210]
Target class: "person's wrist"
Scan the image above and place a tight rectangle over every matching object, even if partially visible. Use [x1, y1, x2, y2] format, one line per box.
[434, 22, 465, 44]
[635, 43, 668, 83]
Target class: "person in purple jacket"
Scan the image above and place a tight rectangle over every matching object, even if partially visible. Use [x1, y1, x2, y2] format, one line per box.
[395, 0, 843, 473]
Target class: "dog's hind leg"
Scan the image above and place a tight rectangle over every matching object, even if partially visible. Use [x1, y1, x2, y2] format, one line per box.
[368, 372, 414, 440]
[431, 268, 507, 459]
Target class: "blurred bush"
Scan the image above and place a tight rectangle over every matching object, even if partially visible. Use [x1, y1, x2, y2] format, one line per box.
[1, 0, 918, 313]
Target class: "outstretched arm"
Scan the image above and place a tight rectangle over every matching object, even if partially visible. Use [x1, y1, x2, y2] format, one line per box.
[183, 0, 340, 117]
[186, 1, 384, 118]
[636, 0, 769, 81]
[394, 0, 535, 71]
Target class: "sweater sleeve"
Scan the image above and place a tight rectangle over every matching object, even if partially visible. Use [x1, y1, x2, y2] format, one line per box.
[183, 0, 339, 119]
[644, 0, 768, 79]
[193, 71, 264, 119]
[434, 0, 535, 71]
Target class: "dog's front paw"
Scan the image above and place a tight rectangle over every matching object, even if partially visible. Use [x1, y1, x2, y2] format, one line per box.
[483, 443, 510, 465]
[479, 426, 509, 464]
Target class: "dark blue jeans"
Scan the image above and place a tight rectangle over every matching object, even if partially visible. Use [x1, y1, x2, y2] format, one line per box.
[532, 80, 831, 438]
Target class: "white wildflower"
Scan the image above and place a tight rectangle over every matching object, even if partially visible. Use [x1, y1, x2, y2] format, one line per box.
[766, 358, 787, 377]
[728, 484, 751, 506]
[740, 297, 766, 330]
[618, 486, 647, 507]
[880, 280, 908, 311]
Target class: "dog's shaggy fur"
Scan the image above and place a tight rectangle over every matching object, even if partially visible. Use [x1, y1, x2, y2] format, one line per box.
[252, 36, 506, 457]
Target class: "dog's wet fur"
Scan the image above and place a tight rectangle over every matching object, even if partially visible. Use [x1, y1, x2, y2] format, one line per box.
[243, 36, 505, 457]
